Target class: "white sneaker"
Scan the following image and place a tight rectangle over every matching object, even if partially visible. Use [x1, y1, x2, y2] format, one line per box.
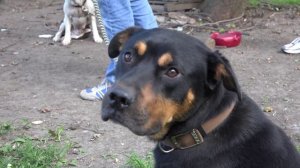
[282, 37, 300, 54]
[80, 80, 112, 101]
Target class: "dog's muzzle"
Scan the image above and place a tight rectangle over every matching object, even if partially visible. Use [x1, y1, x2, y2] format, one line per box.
[102, 85, 135, 121]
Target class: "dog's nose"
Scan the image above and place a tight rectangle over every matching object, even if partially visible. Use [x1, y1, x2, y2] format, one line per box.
[108, 89, 133, 110]
[101, 85, 136, 121]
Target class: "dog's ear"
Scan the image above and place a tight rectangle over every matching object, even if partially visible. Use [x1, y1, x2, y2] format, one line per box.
[206, 51, 242, 100]
[108, 27, 143, 58]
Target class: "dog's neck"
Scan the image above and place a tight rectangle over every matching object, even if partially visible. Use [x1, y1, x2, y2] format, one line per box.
[159, 87, 238, 153]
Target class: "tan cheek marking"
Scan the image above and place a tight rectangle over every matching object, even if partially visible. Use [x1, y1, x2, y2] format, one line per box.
[173, 89, 195, 120]
[185, 89, 195, 108]
[135, 41, 147, 56]
[158, 53, 173, 67]
[142, 88, 195, 123]
[139, 85, 195, 140]
[139, 84, 175, 130]
[143, 96, 178, 140]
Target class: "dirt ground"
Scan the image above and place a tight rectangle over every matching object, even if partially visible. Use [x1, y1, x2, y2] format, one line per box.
[0, 0, 299, 167]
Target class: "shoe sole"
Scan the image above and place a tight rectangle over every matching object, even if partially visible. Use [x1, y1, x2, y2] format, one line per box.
[79, 91, 101, 101]
[282, 49, 300, 54]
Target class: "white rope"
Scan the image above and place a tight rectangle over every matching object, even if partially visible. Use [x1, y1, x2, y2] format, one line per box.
[92, 0, 118, 62]
[91, 0, 110, 45]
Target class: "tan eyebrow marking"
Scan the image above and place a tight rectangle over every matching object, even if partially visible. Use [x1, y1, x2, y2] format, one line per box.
[158, 52, 173, 67]
[135, 41, 147, 56]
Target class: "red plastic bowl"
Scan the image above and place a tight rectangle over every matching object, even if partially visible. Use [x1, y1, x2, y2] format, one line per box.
[210, 31, 242, 47]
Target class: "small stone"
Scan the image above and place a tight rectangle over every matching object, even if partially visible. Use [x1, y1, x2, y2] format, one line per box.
[32, 120, 43, 125]
[68, 123, 80, 130]
[11, 61, 19, 66]
[90, 134, 102, 141]
[38, 108, 51, 113]
[38, 34, 53, 38]
[188, 18, 196, 24]
[72, 148, 80, 155]
[176, 27, 183, 32]
[263, 106, 273, 113]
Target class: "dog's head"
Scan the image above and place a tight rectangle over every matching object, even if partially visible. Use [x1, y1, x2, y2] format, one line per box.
[69, 0, 86, 6]
[101, 27, 241, 140]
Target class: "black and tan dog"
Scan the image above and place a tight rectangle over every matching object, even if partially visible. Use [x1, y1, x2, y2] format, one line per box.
[101, 27, 300, 168]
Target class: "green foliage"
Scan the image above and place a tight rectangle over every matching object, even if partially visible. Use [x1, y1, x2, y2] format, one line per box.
[0, 124, 74, 168]
[48, 126, 65, 142]
[249, 0, 300, 6]
[0, 122, 12, 136]
[268, 0, 300, 5]
[21, 119, 31, 130]
[249, 0, 261, 7]
[0, 137, 72, 168]
[125, 152, 154, 168]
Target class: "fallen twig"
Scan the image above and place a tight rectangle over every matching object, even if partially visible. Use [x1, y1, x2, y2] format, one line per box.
[77, 153, 91, 160]
[0, 42, 18, 52]
[183, 12, 245, 29]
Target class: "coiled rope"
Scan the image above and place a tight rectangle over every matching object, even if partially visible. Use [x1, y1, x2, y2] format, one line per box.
[91, 0, 110, 45]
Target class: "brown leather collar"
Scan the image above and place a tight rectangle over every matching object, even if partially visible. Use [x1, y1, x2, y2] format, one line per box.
[159, 100, 237, 153]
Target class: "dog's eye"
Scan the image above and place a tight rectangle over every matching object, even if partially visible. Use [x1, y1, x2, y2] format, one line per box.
[124, 52, 133, 63]
[166, 67, 179, 78]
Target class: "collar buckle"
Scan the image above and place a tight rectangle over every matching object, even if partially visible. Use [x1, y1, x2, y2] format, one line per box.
[171, 128, 204, 150]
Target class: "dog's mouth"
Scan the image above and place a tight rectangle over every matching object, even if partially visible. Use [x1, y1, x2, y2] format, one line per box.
[101, 84, 165, 136]
[101, 105, 163, 137]
[101, 83, 195, 140]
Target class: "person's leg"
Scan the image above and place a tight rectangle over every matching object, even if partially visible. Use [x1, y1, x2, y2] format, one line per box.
[102, 0, 157, 87]
[80, 0, 135, 101]
[99, 0, 135, 40]
[100, 0, 135, 84]
[131, 0, 158, 29]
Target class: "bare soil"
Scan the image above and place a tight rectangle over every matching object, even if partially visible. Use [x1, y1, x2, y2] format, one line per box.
[0, 0, 299, 167]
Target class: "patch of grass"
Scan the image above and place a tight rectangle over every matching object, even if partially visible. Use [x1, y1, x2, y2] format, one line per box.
[249, 0, 300, 6]
[0, 122, 12, 136]
[21, 119, 32, 130]
[0, 137, 73, 168]
[249, 0, 261, 7]
[125, 152, 154, 168]
[297, 145, 300, 152]
[48, 126, 65, 142]
[268, 0, 300, 5]
[0, 123, 75, 168]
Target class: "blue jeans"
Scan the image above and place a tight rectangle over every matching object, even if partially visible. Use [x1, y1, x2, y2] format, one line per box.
[99, 0, 158, 83]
